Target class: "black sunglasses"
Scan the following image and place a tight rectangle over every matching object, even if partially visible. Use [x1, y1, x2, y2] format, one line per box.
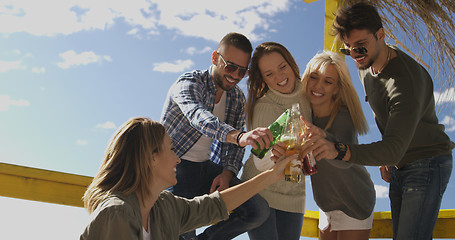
[217, 53, 249, 78]
[339, 47, 368, 56]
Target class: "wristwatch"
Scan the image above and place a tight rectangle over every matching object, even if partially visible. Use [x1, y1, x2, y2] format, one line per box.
[334, 142, 347, 160]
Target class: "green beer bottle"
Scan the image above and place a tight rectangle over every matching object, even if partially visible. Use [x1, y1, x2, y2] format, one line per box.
[251, 109, 290, 159]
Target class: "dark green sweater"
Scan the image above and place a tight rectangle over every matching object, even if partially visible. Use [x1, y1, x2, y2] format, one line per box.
[350, 46, 454, 167]
[312, 107, 375, 220]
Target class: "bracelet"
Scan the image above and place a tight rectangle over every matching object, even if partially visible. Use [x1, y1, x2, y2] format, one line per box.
[236, 131, 246, 148]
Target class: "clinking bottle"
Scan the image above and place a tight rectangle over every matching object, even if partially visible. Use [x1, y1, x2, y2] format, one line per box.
[280, 103, 304, 182]
[280, 103, 318, 179]
[251, 109, 289, 159]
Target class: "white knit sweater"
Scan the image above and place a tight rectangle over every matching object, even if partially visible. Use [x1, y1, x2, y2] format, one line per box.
[241, 81, 311, 213]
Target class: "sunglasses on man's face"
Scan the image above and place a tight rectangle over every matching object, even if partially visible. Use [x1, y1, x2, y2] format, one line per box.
[339, 47, 368, 56]
[218, 53, 249, 78]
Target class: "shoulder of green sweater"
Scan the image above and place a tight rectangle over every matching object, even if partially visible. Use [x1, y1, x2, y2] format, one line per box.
[92, 193, 141, 224]
[159, 190, 174, 198]
[156, 190, 185, 207]
[390, 45, 427, 72]
[106, 192, 139, 209]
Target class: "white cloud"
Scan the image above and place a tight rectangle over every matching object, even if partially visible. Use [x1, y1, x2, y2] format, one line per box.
[153, 59, 194, 73]
[96, 121, 116, 129]
[375, 184, 389, 198]
[103, 55, 112, 62]
[0, 0, 291, 42]
[440, 115, 455, 132]
[185, 46, 212, 55]
[0, 0, 118, 36]
[0, 95, 30, 112]
[57, 50, 112, 69]
[0, 60, 26, 72]
[32, 67, 46, 73]
[76, 139, 88, 146]
[127, 28, 140, 36]
[152, 0, 290, 42]
[434, 87, 455, 104]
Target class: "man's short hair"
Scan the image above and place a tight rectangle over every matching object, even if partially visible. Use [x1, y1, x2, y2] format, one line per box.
[333, 2, 383, 39]
[217, 32, 253, 55]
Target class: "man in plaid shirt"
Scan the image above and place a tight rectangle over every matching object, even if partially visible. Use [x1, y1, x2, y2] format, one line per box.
[161, 32, 273, 240]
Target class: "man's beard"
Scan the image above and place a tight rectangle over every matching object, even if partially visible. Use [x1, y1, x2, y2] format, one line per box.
[213, 69, 235, 91]
[356, 55, 375, 70]
[358, 48, 379, 70]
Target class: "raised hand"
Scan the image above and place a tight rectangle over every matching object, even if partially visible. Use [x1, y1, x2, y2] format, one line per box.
[301, 136, 338, 161]
[300, 116, 326, 139]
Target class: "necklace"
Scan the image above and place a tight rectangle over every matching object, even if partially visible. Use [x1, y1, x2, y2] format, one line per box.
[373, 46, 391, 74]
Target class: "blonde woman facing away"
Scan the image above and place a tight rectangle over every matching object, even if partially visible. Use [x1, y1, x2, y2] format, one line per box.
[80, 117, 295, 240]
[241, 42, 312, 240]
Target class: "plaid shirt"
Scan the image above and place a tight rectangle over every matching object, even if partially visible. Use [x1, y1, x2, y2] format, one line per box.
[160, 66, 246, 174]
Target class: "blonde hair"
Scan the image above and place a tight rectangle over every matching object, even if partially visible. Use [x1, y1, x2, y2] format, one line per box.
[83, 117, 165, 213]
[301, 51, 368, 135]
[246, 42, 301, 129]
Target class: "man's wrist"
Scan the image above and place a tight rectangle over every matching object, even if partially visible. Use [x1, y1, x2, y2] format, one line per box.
[226, 130, 246, 147]
[334, 142, 348, 160]
[221, 169, 234, 179]
[236, 131, 246, 147]
[227, 130, 240, 144]
[223, 166, 239, 176]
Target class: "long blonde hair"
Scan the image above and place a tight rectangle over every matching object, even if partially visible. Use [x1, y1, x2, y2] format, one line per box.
[301, 51, 368, 135]
[246, 42, 301, 129]
[83, 117, 165, 213]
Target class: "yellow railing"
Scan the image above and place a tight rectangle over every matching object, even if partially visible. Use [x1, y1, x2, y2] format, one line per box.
[1, 162, 454, 239]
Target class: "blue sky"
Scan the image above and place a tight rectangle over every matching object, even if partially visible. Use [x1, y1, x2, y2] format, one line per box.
[0, 0, 454, 239]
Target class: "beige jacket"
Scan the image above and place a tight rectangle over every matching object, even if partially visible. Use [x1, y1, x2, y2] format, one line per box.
[241, 81, 311, 213]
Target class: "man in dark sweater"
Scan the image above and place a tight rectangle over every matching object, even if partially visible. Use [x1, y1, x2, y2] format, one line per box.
[300, 2, 454, 240]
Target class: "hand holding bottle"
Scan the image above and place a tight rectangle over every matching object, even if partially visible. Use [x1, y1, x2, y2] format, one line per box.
[238, 127, 273, 150]
[298, 117, 341, 161]
[251, 110, 290, 159]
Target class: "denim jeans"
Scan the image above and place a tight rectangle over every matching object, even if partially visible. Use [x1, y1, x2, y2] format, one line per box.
[247, 207, 304, 240]
[171, 159, 270, 240]
[389, 154, 452, 240]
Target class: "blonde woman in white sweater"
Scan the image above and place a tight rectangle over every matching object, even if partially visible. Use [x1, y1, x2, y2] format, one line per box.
[241, 42, 312, 240]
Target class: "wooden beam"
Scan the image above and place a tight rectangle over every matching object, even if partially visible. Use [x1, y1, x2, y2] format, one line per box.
[370, 210, 455, 238]
[301, 210, 320, 238]
[1, 162, 454, 238]
[0, 162, 92, 207]
[324, 0, 343, 51]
